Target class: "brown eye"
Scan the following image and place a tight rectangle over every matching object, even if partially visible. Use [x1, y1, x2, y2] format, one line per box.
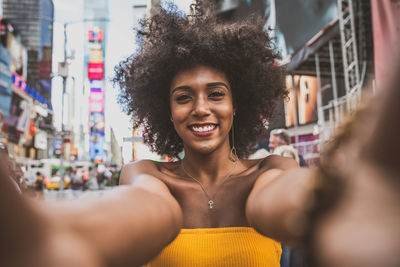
[176, 94, 191, 101]
[209, 91, 225, 98]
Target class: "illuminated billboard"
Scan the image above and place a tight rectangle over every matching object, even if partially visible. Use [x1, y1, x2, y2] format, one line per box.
[89, 90, 104, 113]
[89, 112, 105, 161]
[88, 29, 104, 42]
[88, 62, 104, 80]
[284, 75, 319, 127]
[89, 48, 103, 63]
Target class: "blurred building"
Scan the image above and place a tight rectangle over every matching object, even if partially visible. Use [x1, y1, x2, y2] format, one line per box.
[0, 1, 55, 161]
[2, 0, 54, 104]
[81, 0, 109, 163]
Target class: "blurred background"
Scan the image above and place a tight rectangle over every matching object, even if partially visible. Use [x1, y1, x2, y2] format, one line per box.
[0, 0, 398, 197]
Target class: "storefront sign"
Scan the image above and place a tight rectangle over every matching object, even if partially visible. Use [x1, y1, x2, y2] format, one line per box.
[12, 72, 27, 92]
[2, 93, 32, 143]
[34, 129, 48, 150]
[0, 44, 12, 116]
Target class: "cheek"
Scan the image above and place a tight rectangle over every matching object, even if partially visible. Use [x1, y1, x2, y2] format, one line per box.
[217, 104, 234, 120]
[170, 105, 187, 123]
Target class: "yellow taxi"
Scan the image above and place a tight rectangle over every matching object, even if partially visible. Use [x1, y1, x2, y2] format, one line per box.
[46, 176, 71, 190]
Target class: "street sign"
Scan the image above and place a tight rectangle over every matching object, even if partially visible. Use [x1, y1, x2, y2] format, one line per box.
[54, 130, 71, 137]
[123, 136, 142, 142]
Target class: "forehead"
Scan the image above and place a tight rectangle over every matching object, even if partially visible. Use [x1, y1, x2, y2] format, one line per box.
[170, 65, 230, 91]
[269, 135, 279, 141]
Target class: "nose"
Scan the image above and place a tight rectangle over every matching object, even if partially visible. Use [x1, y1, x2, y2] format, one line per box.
[192, 95, 210, 117]
[268, 143, 275, 152]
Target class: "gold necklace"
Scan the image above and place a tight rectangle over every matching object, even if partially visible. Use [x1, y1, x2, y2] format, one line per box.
[180, 159, 238, 209]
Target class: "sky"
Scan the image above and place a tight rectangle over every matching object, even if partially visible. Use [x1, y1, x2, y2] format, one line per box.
[52, 0, 193, 162]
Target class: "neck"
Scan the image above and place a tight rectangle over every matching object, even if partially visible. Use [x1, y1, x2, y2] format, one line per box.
[182, 146, 238, 183]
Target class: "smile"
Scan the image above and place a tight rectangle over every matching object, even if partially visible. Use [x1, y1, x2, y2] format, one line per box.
[188, 124, 218, 135]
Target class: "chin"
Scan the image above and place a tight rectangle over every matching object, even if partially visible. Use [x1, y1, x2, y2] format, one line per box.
[184, 141, 218, 154]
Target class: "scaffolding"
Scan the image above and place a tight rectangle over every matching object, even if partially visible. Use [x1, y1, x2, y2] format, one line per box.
[316, 0, 369, 143]
[287, 0, 373, 165]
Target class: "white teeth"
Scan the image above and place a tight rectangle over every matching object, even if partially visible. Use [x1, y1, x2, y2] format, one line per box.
[191, 125, 216, 132]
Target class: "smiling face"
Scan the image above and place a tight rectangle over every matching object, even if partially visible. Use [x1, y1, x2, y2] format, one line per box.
[170, 65, 235, 155]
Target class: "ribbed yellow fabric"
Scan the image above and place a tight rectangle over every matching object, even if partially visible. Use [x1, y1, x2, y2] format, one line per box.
[146, 227, 281, 267]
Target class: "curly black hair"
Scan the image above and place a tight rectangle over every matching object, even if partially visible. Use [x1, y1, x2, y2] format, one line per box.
[114, 1, 287, 158]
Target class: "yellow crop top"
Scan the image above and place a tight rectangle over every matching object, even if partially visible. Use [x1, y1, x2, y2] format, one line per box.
[146, 227, 281, 267]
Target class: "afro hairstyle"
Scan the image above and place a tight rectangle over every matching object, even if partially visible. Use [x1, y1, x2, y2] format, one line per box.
[114, 0, 287, 158]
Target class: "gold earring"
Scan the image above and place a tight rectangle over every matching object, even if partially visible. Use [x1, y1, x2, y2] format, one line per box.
[230, 120, 238, 162]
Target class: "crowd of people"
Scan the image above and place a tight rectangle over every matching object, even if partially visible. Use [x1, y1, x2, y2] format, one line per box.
[0, 145, 120, 199]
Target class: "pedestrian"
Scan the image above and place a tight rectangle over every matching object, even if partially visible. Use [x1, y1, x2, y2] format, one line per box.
[269, 128, 307, 167]
[0, 142, 21, 195]
[1, 2, 400, 267]
[70, 167, 83, 197]
[96, 165, 106, 190]
[87, 165, 99, 190]
[82, 169, 89, 191]
[33, 171, 44, 199]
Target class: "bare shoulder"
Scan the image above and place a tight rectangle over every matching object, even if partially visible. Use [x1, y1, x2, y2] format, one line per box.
[247, 155, 301, 194]
[259, 154, 299, 171]
[119, 160, 160, 185]
[119, 160, 178, 198]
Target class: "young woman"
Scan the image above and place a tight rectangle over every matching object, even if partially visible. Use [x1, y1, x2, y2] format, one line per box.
[113, 2, 305, 265]
[1, 2, 399, 267]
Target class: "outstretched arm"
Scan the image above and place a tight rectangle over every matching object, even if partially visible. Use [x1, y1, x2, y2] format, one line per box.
[246, 156, 311, 246]
[0, 160, 182, 267]
[247, 63, 400, 266]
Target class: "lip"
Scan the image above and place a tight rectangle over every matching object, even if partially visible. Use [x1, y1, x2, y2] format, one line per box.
[187, 123, 218, 137]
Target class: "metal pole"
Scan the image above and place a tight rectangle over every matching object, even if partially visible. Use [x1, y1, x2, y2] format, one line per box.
[329, 40, 340, 127]
[315, 53, 324, 151]
[58, 23, 68, 193]
[291, 75, 299, 144]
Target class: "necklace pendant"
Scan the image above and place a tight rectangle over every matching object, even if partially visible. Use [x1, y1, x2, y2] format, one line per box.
[208, 200, 214, 209]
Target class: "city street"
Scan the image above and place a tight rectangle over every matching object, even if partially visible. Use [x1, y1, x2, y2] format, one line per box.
[44, 187, 114, 201]
[1, 1, 399, 267]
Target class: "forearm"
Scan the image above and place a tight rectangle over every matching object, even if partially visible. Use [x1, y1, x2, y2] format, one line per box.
[246, 168, 313, 246]
[1, 169, 182, 267]
[50, 185, 183, 266]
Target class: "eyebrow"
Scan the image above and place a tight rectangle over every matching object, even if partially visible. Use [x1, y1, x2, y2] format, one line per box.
[206, 82, 230, 90]
[171, 85, 191, 95]
[171, 82, 230, 95]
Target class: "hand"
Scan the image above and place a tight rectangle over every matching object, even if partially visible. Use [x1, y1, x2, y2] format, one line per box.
[305, 70, 400, 267]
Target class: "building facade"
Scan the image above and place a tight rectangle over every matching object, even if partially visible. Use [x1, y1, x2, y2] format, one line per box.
[3, 0, 54, 104]
[1, 1, 55, 160]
